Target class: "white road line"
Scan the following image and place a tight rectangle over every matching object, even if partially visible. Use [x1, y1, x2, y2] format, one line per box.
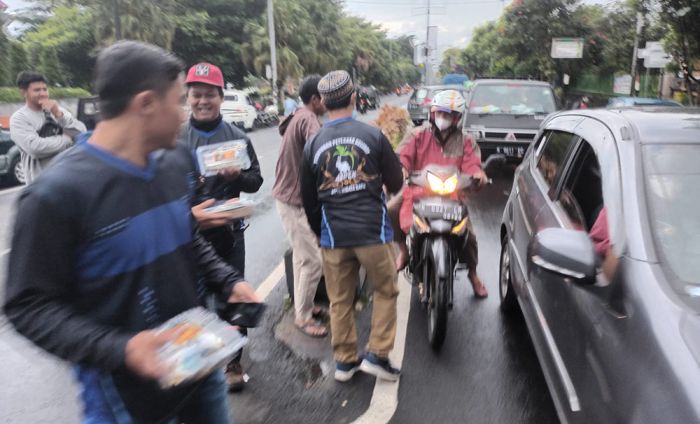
[0, 186, 25, 196]
[352, 274, 412, 424]
[1, 248, 10, 257]
[255, 260, 285, 301]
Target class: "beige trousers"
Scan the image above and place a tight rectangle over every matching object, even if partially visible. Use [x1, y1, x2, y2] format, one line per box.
[322, 243, 399, 363]
[276, 200, 324, 323]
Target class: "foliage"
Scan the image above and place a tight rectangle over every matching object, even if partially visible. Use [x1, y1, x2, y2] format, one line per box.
[372, 105, 410, 149]
[3, 0, 419, 94]
[0, 86, 91, 103]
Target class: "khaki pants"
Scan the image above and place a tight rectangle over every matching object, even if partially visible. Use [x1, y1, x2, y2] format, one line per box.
[386, 192, 479, 269]
[322, 243, 399, 363]
[277, 200, 324, 323]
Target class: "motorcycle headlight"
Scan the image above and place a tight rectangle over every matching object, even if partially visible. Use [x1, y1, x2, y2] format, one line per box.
[427, 172, 459, 195]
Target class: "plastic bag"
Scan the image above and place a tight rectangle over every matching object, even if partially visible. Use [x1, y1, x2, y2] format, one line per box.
[156, 307, 247, 388]
[195, 140, 251, 177]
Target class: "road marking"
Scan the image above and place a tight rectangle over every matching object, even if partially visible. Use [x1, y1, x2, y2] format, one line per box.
[352, 274, 412, 424]
[255, 260, 285, 301]
[0, 186, 24, 197]
[1, 249, 10, 257]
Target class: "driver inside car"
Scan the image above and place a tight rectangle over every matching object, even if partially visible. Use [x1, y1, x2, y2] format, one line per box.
[387, 89, 489, 298]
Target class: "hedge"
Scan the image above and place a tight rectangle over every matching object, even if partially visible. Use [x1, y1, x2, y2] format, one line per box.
[0, 87, 92, 103]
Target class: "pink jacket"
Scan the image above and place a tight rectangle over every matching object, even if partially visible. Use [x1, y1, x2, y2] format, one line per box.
[398, 126, 482, 232]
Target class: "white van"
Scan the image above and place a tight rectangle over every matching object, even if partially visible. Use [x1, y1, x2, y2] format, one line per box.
[221, 90, 257, 132]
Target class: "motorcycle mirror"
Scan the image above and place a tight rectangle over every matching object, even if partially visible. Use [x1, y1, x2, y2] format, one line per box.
[482, 154, 506, 175]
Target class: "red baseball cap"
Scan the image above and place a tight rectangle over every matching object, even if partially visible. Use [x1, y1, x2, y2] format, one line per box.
[186, 63, 224, 89]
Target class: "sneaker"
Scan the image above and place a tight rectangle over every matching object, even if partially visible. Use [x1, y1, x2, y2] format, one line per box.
[226, 361, 247, 392]
[335, 359, 362, 382]
[360, 353, 400, 382]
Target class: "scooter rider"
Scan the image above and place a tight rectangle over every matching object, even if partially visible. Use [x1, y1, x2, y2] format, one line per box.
[388, 89, 489, 298]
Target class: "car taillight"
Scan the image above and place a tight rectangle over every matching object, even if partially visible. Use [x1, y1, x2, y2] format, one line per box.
[423, 98, 432, 105]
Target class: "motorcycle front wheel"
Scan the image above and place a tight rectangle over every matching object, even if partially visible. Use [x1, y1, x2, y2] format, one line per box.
[427, 259, 448, 351]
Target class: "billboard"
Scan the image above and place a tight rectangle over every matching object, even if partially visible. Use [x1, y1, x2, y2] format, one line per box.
[551, 38, 584, 59]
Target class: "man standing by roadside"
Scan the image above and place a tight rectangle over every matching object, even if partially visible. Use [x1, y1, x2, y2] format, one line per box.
[180, 62, 264, 392]
[4, 41, 258, 423]
[10, 71, 86, 183]
[301, 70, 404, 383]
[273, 74, 328, 338]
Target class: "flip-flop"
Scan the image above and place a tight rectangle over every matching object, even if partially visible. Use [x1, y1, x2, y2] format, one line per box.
[295, 321, 328, 338]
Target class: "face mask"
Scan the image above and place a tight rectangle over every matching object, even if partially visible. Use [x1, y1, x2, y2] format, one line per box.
[435, 116, 452, 131]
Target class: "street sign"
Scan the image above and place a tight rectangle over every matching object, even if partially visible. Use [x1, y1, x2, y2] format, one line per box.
[614, 74, 632, 95]
[551, 38, 584, 59]
[643, 41, 672, 68]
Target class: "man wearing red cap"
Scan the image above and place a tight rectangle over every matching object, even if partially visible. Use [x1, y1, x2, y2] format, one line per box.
[179, 62, 263, 392]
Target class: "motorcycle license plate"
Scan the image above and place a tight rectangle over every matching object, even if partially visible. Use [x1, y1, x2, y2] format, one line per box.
[497, 146, 525, 158]
[423, 202, 463, 221]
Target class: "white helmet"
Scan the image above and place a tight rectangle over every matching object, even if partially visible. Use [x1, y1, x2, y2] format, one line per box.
[431, 89, 465, 114]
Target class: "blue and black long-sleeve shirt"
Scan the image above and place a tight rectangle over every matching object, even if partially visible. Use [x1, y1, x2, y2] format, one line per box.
[3, 139, 244, 422]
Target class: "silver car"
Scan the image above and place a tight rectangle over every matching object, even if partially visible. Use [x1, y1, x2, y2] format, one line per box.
[499, 107, 700, 423]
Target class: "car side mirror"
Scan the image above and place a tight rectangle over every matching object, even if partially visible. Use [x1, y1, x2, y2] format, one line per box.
[530, 228, 596, 285]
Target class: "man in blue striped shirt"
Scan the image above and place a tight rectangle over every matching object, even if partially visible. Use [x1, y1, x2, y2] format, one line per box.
[300, 71, 403, 384]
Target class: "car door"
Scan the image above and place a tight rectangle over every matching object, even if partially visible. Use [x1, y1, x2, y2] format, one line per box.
[520, 120, 584, 418]
[550, 118, 626, 424]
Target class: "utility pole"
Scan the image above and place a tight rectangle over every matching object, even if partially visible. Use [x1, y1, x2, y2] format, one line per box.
[267, 0, 279, 105]
[112, 0, 122, 40]
[424, 0, 431, 85]
[629, 12, 643, 96]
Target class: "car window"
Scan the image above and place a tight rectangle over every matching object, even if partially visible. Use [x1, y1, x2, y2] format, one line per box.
[535, 130, 577, 188]
[557, 140, 604, 231]
[469, 84, 556, 115]
[0, 130, 10, 142]
[643, 143, 700, 306]
[224, 95, 239, 102]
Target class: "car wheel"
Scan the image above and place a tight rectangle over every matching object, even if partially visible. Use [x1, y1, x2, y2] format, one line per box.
[499, 234, 518, 313]
[8, 156, 24, 185]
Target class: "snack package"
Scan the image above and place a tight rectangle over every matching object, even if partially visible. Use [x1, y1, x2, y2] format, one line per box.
[157, 307, 247, 388]
[196, 140, 251, 177]
[203, 198, 256, 220]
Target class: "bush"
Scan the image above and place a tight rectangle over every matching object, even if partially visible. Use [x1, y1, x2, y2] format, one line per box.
[372, 105, 411, 150]
[0, 87, 91, 103]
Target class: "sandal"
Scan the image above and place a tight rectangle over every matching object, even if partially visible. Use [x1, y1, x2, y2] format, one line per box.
[469, 275, 489, 299]
[312, 305, 329, 320]
[295, 320, 328, 338]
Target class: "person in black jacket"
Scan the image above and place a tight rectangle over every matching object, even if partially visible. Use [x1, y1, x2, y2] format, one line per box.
[3, 41, 258, 424]
[301, 70, 404, 383]
[179, 62, 264, 392]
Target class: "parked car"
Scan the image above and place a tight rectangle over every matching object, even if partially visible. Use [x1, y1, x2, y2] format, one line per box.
[77, 96, 100, 131]
[461, 79, 557, 162]
[499, 107, 700, 423]
[607, 96, 683, 108]
[221, 89, 257, 132]
[0, 127, 24, 185]
[407, 84, 468, 126]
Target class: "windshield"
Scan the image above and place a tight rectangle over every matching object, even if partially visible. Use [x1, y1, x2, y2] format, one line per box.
[643, 144, 700, 302]
[469, 84, 556, 115]
[414, 89, 428, 102]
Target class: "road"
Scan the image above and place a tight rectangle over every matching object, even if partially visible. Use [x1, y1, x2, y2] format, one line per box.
[0, 94, 557, 423]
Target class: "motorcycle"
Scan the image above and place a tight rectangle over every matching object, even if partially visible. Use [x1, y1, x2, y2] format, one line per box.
[357, 96, 368, 114]
[405, 155, 503, 350]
